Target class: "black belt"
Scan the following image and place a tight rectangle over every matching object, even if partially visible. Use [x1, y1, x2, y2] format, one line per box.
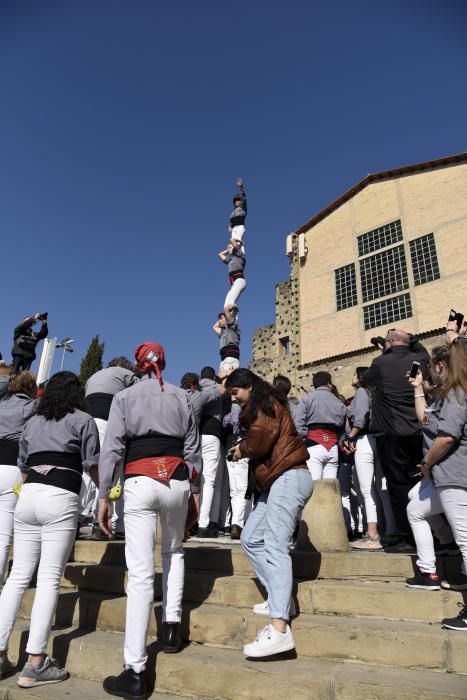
[0, 438, 19, 466]
[125, 435, 184, 465]
[85, 393, 114, 421]
[220, 344, 240, 360]
[27, 451, 83, 472]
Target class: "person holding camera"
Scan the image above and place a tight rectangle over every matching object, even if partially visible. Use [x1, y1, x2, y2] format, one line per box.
[11, 314, 48, 374]
[225, 369, 311, 659]
[361, 329, 429, 551]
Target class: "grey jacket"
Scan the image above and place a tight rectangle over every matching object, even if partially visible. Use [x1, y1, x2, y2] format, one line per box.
[219, 320, 240, 351]
[187, 385, 221, 425]
[85, 367, 137, 396]
[0, 394, 39, 440]
[425, 390, 467, 489]
[294, 387, 346, 438]
[347, 388, 371, 433]
[98, 376, 201, 497]
[223, 245, 246, 275]
[18, 409, 100, 472]
[198, 378, 223, 422]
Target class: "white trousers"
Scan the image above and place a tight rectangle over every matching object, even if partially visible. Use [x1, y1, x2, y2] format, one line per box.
[354, 434, 397, 532]
[123, 476, 190, 673]
[0, 483, 78, 654]
[0, 465, 21, 586]
[408, 479, 455, 573]
[227, 457, 251, 527]
[307, 444, 338, 481]
[219, 357, 240, 374]
[439, 486, 467, 576]
[224, 278, 247, 308]
[231, 225, 245, 242]
[199, 435, 221, 528]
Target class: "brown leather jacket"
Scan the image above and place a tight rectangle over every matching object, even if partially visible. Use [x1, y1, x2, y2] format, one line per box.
[238, 397, 308, 492]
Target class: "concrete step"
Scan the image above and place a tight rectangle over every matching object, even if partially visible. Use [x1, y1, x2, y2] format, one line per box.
[71, 539, 462, 581]
[0, 673, 197, 699]
[60, 563, 465, 622]
[17, 589, 467, 675]
[6, 623, 467, 700]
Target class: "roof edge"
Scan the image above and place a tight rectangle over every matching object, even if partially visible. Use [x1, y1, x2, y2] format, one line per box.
[294, 152, 467, 236]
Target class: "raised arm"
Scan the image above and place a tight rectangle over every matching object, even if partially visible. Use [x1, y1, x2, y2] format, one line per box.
[218, 249, 229, 263]
[212, 321, 222, 337]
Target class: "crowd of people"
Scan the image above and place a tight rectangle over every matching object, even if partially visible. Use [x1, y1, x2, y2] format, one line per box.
[0, 186, 466, 697]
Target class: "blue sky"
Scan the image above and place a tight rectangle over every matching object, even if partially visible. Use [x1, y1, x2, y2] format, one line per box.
[1, 0, 466, 384]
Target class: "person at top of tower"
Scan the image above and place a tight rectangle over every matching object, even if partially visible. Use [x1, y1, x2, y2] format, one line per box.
[228, 177, 247, 246]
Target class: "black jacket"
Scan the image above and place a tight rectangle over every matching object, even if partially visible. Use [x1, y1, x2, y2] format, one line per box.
[12, 318, 48, 361]
[362, 343, 429, 436]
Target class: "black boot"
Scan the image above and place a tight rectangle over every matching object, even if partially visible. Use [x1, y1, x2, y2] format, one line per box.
[103, 668, 148, 699]
[161, 622, 182, 653]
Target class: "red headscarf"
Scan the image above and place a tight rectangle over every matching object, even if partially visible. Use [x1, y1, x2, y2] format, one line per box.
[134, 342, 166, 390]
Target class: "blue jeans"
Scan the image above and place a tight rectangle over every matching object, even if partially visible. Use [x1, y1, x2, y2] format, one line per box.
[241, 468, 313, 620]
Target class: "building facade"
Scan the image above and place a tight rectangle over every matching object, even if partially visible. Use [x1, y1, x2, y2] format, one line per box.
[250, 153, 467, 396]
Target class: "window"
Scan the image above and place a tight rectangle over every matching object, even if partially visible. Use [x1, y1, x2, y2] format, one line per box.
[280, 336, 290, 356]
[357, 219, 403, 257]
[363, 293, 412, 330]
[359, 245, 409, 303]
[335, 263, 357, 311]
[410, 233, 440, 286]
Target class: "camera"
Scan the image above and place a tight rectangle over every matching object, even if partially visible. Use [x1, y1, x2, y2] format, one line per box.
[448, 309, 464, 330]
[226, 434, 244, 461]
[37, 312, 48, 322]
[409, 361, 421, 379]
[370, 336, 386, 350]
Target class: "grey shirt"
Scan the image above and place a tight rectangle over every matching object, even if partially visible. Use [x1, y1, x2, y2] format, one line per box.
[187, 385, 221, 425]
[347, 388, 371, 432]
[425, 390, 467, 489]
[295, 387, 347, 438]
[220, 320, 240, 350]
[198, 378, 223, 422]
[85, 367, 137, 397]
[98, 376, 201, 497]
[0, 394, 39, 440]
[18, 409, 100, 472]
[223, 246, 246, 275]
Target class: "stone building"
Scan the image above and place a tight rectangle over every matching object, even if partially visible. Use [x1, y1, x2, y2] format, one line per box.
[250, 152, 467, 397]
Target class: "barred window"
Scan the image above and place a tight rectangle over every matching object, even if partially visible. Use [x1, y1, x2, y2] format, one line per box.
[363, 293, 412, 330]
[359, 245, 409, 303]
[335, 263, 357, 311]
[410, 233, 440, 286]
[358, 220, 403, 257]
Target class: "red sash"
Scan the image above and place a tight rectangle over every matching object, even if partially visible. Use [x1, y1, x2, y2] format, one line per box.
[125, 456, 185, 482]
[307, 429, 338, 452]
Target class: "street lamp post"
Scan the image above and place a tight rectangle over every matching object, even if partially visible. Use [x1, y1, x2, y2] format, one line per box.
[56, 338, 75, 371]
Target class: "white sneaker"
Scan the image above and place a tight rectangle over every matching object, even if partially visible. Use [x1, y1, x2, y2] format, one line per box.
[252, 598, 297, 617]
[243, 624, 295, 658]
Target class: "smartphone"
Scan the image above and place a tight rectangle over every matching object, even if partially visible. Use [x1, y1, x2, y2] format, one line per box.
[409, 361, 421, 379]
[456, 312, 465, 328]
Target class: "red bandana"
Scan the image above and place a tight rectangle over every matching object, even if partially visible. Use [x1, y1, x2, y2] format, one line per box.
[134, 342, 166, 390]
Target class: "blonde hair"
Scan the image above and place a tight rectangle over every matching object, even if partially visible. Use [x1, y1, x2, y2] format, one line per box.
[8, 371, 37, 398]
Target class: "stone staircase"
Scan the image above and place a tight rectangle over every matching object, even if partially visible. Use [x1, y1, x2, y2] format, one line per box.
[2, 539, 467, 699]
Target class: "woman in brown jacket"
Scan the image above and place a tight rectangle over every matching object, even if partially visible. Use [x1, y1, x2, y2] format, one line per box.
[225, 369, 312, 659]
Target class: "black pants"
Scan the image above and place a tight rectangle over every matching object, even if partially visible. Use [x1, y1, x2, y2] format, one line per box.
[376, 433, 423, 537]
[12, 355, 32, 374]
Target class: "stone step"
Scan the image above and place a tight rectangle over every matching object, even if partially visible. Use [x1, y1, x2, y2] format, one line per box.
[6, 623, 467, 700]
[60, 563, 465, 622]
[17, 590, 467, 675]
[0, 673, 196, 699]
[70, 539, 462, 581]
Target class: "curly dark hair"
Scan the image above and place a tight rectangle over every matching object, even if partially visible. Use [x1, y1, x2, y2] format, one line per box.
[38, 371, 85, 421]
[107, 356, 135, 372]
[180, 372, 199, 390]
[224, 368, 287, 428]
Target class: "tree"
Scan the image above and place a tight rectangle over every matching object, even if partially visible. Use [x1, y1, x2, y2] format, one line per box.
[79, 335, 105, 386]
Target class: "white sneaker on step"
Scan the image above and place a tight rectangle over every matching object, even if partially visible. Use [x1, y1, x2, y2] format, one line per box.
[243, 624, 295, 658]
[252, 597, 296, 617]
